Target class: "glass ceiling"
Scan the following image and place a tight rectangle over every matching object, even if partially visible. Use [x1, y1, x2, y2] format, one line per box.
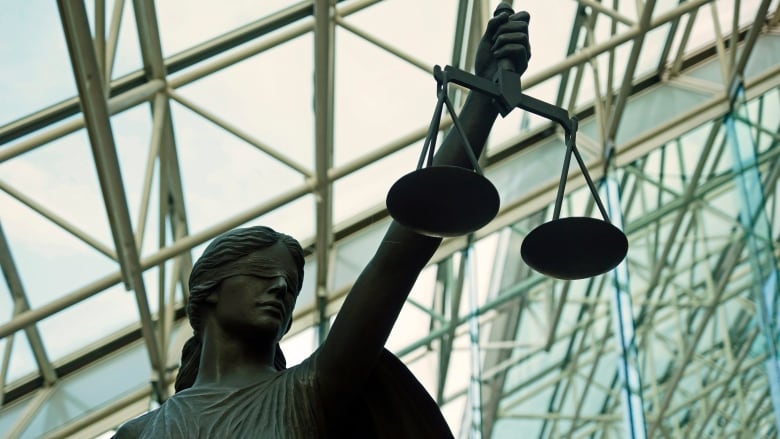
[1, 0, 778, 437]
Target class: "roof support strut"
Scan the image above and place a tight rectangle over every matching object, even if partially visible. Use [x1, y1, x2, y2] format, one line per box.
[57, 0, 167, 400]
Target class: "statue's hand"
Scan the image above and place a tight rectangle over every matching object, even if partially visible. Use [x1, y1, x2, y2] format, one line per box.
[474, 6, 531, 80]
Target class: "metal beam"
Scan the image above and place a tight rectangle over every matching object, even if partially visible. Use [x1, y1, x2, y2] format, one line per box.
[131, 0, 195, 383]
[693, 329, 761, 437]
[645, 211, 753, 436]
[57, 0, 166, 399]
[606, 0, 658, 141]
[725, 86, 780, 431]
[730, 0, 773, 86]
[464, 242, 485, 439]
[0, 1, 321, 145]
[521, 0, 713, 90]
[334, 16, 431, 74]
[313, 0, 336, 342]
[435, 256, 464, 405]
[0, 180, 117, 260]
[539, 276, 608, 437]
[603, 174, 648, 438]
[104, 0, 126, 83]
[481, 223, 535, 438]
[0, 79, 165, 163]
[0, 220, 57, 386]
[134, 92, 167, 248]
[5, 387, 55, 439]
[166, 89, 312, 177]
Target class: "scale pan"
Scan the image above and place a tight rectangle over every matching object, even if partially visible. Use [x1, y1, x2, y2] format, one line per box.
[386, 166, 500, 237]
[521, 217, 628, 280]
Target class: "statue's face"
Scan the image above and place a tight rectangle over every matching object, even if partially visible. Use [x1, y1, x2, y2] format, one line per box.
[211, 242, 299, 342]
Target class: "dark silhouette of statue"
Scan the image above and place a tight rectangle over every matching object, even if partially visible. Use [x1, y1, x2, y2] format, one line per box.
[115, 6, 530, 438]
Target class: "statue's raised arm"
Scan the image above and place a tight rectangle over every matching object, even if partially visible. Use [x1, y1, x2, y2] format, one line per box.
[316, 3, 531, 404]
[114, 5, 530, 439]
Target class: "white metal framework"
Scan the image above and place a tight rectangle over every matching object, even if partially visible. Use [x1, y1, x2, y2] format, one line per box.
[0, 0, 778, 437]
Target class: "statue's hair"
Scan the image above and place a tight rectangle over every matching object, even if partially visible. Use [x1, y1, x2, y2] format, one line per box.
[174, 226, 305, 393]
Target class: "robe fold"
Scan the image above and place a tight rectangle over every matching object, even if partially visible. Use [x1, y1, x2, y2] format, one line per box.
[115, 349, 453, 438]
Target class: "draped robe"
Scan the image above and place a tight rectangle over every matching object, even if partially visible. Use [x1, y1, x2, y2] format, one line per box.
[114, 349, 453, 438]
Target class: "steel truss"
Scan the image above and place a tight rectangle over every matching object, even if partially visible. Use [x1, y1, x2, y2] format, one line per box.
[0, 0, 778, 437]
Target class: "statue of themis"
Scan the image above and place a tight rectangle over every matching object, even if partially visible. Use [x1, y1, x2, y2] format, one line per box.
[115, 5, 530, 438]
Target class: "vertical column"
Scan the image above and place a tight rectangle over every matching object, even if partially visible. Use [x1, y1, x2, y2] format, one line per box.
[603, 168, 648, 439]
[464, 241, 484, 439]
[724, 85, 780, 432]
[314, 0, 336, 343]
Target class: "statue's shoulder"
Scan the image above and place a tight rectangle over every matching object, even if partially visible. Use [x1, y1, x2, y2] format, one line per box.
[112, 410, 156, 438]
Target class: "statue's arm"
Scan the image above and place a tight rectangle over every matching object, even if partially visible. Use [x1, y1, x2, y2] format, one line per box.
[315, 7, 530, 398]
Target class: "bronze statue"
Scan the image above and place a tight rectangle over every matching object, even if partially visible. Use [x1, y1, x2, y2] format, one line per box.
[115, 6, 530, 438]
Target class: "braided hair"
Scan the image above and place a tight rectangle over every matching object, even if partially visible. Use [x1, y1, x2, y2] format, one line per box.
[174, 226, 304, 393]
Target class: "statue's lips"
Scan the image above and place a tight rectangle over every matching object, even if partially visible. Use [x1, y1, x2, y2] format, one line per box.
[256, 301, 285, 317]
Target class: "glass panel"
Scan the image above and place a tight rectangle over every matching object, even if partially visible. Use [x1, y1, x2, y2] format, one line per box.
[0, 277, 10, 323]
[597, 83, 709, 146]
[346, 0, 456, 67]
[279, 325, 316, 368]
[0, 129, 114, 237]
[38, 287, 137, 361]
[681, 0, 766, 61]
[106, 1, 143, 79]
[653, 0, 685, 19]
[687, 34, 780, 84]
[521, 0, 579, 77]
[296, 256, 317, 315]
[0, 188, 115, 310]
[0, 0, 77, 125]
[488, 77, 563, 153]
[330, 220, 387, 293]
[170, 99, 306, 234]
[156, 1, 300, 57]
[440, 393, 467, 436]
[84, 0, 143, 81]
[333, 27, 433, 167]
[18, 340, 152, 438]
[0, 392, 29, 438]
[495, 387, 555, 437]
[569, 41, 632, 112]
[5, 332, 38, 383]
[614, 0, 639, 24]
[742, 35, 780, 80]
[486, 135, 568, 209]
[441, 338, 473, 398]
[332, 144, 418, 225]
[386, 265, 438, 352]
[173, 33, 315, 172]
[635, 23, 671, 78]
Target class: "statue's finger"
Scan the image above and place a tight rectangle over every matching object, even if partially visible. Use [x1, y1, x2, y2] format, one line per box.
[509, 10, 530, 25]
[495, 18, 528, 37]
[491, 32, 530, 55]
[493, 43, 530, 70]
[485, 12, 510, 42]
